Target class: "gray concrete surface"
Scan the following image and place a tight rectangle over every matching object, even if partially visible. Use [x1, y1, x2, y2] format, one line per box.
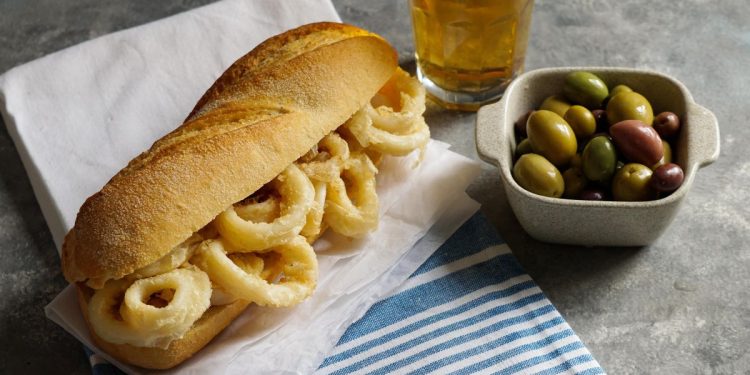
[1, 0, 748, 374]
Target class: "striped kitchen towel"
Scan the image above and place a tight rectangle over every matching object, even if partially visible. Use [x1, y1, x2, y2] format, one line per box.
[87, 213, 604, 374]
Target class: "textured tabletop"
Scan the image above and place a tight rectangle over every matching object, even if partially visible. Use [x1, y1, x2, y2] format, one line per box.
[1, 1, 748, 374]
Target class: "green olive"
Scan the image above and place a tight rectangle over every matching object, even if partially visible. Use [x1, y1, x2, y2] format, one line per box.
[652, 140, 673, 169]
[515, 138, 533, 158]
[612, 163, 655, 201]
[582, 135, 617, 184]
[562, 71, 609, 109]
[610, 84, 633, 97]
[564, 105, 597, 138]
[562, 167, 588, 198]
[526, 110, 578, 167]
[606, 91, 654, 125]
[539, 95, 572, 117]
[513, 154, 565, 198]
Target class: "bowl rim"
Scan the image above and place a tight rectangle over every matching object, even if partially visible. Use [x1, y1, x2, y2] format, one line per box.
[477, 66, 718, 209]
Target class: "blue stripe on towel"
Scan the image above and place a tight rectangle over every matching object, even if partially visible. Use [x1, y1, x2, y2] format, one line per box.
[316, 214, 605, 375]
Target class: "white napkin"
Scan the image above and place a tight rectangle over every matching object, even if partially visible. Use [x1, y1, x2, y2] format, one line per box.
[0, 0, 482, 373]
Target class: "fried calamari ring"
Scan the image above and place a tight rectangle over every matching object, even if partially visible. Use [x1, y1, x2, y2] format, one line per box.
[298, 132, 350, 183]
[343, 68, 430, 157]
[130, 234, 203, 279]
[88, 267, 212, 348]
[215, 164, 314, 251]
[323, 153, 379, 237]
[234, 195, 280, 224]
[191, 237, 318, 308]
[300, 180, 327, 242]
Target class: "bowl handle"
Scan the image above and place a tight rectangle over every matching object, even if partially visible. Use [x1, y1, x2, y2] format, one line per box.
[688, 102, 720, 168]
[475, 100, 506, 166]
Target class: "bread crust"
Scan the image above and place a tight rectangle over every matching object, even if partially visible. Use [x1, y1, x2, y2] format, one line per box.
[61, 22, 397, 284]
[76, 283, 250, 369]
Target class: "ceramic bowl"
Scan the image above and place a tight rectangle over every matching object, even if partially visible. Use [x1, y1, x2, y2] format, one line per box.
[476, 67, 720, 246]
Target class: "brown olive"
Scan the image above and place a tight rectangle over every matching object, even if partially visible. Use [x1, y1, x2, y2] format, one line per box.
[651, 163, 684, 192]
[653, 111, 681, 139]
[609, 120, 664, 166]
[579, 188, 607, 200]
[591, 109, 608, 132]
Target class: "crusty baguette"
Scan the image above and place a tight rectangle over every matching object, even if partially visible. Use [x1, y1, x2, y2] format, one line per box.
[77, 284, 250, 369]
[60, 22, 398, 369]
[62, 22, 397, 284]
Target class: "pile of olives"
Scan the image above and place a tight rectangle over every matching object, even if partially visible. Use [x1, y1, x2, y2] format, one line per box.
[512, 71, 684, 201]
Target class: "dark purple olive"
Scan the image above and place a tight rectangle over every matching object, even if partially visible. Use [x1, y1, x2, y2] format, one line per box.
[609, 120, 664, 166]
[650, 163, 684, 192]
[579, 188, 607, 200]
[653, 112, 681, 139]
[591, 109, 608, 132]
[514, 110, 534, 137]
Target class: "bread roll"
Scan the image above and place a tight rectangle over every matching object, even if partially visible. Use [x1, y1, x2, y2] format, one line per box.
[60, 22, 399, 369]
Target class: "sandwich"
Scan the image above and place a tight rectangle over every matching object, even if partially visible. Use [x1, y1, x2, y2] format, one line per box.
[60, 22, 429, 369]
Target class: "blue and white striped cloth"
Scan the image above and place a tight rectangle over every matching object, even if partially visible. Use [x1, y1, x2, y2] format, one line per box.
[87, 214, 604, 374]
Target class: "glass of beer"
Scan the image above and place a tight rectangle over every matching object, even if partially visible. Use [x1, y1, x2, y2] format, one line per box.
[409, 0, 534, 111]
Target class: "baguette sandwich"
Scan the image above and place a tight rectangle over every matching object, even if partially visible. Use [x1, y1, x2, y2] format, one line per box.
[60, 22, 429, 369]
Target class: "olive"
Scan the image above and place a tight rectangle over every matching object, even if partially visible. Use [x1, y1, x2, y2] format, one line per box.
[591, 109, 608, 132]
[652, 140, 672, 169]
[579, 188, 607, 201]
[514, 110, 534, 137]
[606, 91, 654, 125]
[653, 111, 681, 139]
[582, 135, 617, 184]
[570, 153, 583, 169]
[563, 167, 588, 198]
[612, 163, 655, 201]
[564, 105, 597, 138]
[515, 138, 533, 158]
[513, 154, 565, 198]
[610, 84, 633, 97]
[602, 85, 633, 107]
[526, 110, 578, 167]
[540, 95, 572, 117]
[562, 71, 609, 109]
[651, 163, 684, 192]
[609, 120, 664, 166]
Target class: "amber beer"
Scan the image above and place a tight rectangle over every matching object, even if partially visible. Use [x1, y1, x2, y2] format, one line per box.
[410, 0, 534, 110]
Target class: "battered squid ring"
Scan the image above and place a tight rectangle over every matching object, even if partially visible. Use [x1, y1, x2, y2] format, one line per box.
[215, 164, 314, 251]
[191, 237, 318, 308]
[88, 267, 212, 349]
[130, 234, 203, 279]
[300, 180, 327, 242]
[323, 153, 379, 237]
[298, 132, 350, 183]
[234, 195, 280, 224]
[344, 68, 430, 157]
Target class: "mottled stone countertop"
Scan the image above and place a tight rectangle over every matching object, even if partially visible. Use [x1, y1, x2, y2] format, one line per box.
[1, 1, 748, 374]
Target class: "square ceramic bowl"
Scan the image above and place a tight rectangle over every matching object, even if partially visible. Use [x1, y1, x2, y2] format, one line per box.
[476, 67, 720, 246]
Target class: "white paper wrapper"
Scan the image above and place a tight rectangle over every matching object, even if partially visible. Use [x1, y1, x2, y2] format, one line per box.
[0, 0, 483, 372]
